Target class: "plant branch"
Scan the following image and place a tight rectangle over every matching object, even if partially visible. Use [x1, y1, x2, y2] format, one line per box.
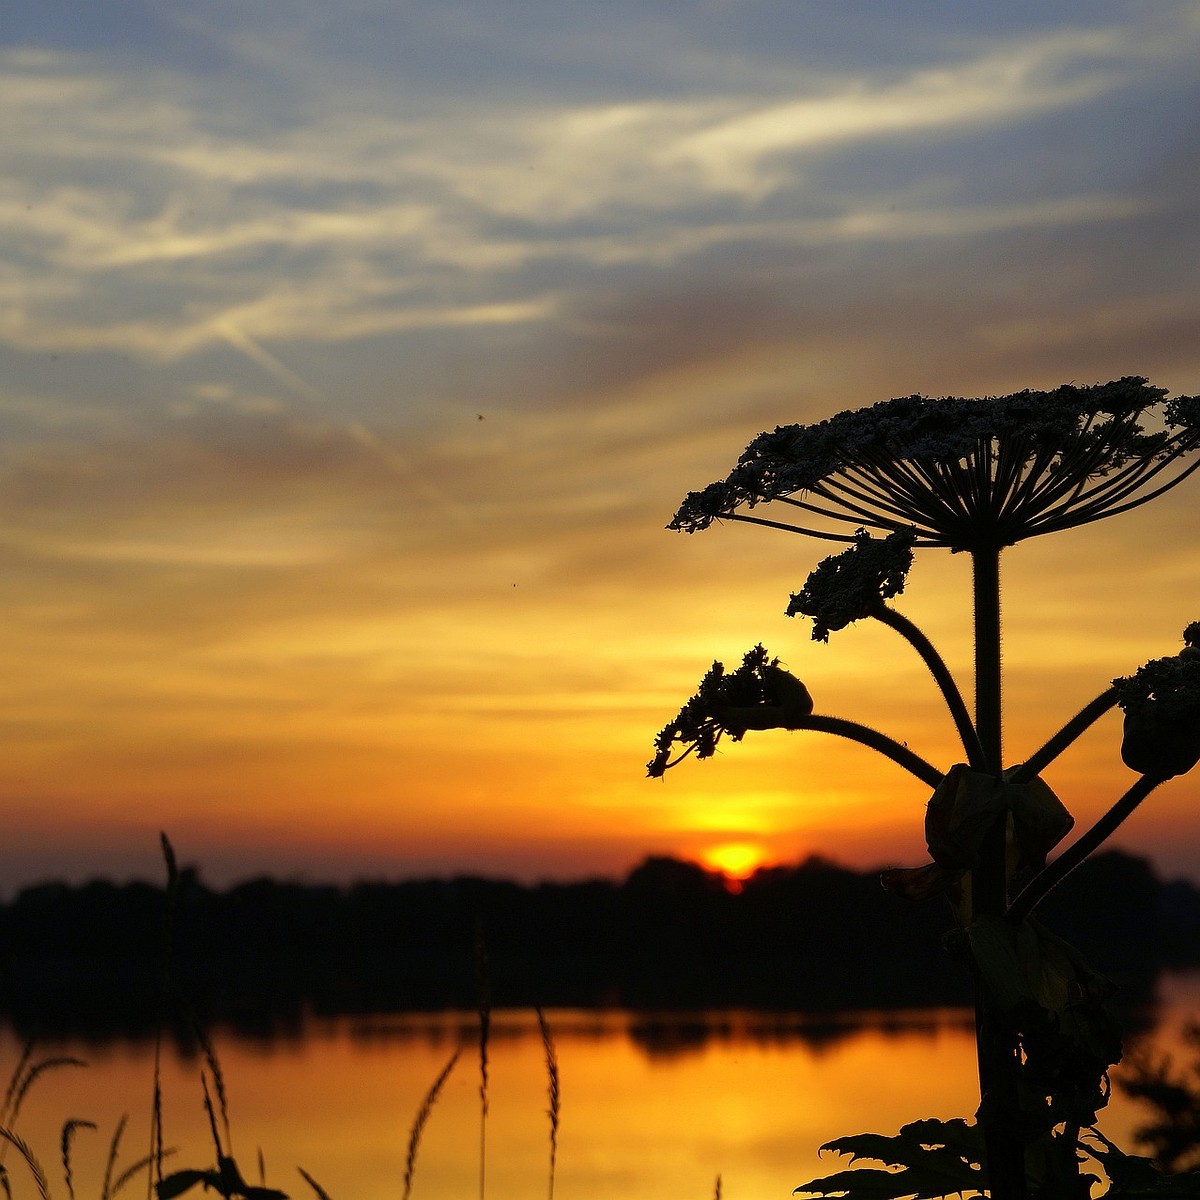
[873, 604, 987, 771]
[1009, 688, 1120, 784]
[790, 714, 943, 787]
[1007, 773, 1165, 925]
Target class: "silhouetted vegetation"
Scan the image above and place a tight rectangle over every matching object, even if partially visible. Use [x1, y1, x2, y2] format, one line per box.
[0, 849, 1190, 1040]
[655, 379, 1200, 1198]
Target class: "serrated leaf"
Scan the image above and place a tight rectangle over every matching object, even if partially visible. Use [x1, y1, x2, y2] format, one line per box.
[794, 1163, 985, 1199]
[155, 1168, 215, 1199]
[1085, 1132, 1200, 1196]
[801, 1122, 986, 1199]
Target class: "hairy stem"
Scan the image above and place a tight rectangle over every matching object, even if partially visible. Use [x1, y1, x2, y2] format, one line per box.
[874, 604, 987, 771]
[970, 545, 1027, 1200]
[790, 714, 943, 787]
[1009, 688, 1120, 784]
[1007, 773, 1164, 925]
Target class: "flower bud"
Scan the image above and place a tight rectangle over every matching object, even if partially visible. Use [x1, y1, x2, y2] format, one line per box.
[1114, 635, 1200, 779]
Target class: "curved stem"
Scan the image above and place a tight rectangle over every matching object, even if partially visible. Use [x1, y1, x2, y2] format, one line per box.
[874, 604, 987, 771]
[1007, 773, 1165, 925]
[791, 714, 943, 788]
[1009, 688, 1120, 784]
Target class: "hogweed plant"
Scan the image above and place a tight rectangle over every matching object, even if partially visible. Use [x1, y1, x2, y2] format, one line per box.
[650, 378, 1200, 1199]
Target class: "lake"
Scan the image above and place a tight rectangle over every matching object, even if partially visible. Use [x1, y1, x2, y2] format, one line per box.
[4, 974, 1198, 1200]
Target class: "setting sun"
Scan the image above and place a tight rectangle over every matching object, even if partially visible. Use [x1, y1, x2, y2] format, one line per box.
[699, 841, 770, 881]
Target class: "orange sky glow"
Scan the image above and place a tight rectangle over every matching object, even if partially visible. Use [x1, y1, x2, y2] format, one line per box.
[1, 4, 1199, 891]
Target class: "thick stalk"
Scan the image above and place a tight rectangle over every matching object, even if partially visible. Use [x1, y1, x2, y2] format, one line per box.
[971, 546, 1027, 1200]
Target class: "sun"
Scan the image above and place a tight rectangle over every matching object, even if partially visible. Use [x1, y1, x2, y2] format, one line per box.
[699, 841, 770, 888]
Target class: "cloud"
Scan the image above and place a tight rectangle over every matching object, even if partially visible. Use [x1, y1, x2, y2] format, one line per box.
[2, 14, 1197, 371]
[1, 2, 1199, 887]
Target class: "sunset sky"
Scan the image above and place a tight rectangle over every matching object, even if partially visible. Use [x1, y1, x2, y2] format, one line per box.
[2, 1, 1199, 893]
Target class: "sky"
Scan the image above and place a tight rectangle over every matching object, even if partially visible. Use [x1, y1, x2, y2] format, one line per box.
[1, 0, 1199, 892]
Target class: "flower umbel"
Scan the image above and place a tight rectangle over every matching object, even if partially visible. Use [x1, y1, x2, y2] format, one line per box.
[787, 528, 916, 641]
[648, 645, 813, 777]
[670, 378, 1200, 551]
[1113, 626, 1200, 778]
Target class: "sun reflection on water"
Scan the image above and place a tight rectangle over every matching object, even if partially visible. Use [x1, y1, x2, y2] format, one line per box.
[1, 985, 1194, 1200]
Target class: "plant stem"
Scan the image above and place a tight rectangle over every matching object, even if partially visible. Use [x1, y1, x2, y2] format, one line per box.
[1007, 773, 1164, 924]
[972, 546, 1003, 777]
[970, 545, 1027, 1200]
[874, 604, 987, 770]
[1009, 688, 1120, 784]
[790, 715, 943, 787]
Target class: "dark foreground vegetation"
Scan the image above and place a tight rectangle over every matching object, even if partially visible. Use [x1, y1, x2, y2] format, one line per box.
[0, 849, 1195, 1039]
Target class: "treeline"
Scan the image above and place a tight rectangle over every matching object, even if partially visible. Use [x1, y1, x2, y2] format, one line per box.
[0, 850, 1196, 1038]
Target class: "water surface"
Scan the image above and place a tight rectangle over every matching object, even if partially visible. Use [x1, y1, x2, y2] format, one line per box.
[5, 977, 1197, 1199]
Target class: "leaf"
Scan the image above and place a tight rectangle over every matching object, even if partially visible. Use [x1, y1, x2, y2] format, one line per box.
[796, 1121, 986, 1199]
[1004, 771, 1074, 869]
[925, 766, 1005, 870]
[155, 1168, 216, 1199]
[1084, 1130, 1200, 1196]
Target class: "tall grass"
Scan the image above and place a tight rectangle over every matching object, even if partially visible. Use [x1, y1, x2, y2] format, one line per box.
[535, 1008, 559, 1200]
[2, 834, 584, 1200]
[475, 924, 491, 1200]
[0, 1053, 152, 1200]
[401, 1050, 459, 1200]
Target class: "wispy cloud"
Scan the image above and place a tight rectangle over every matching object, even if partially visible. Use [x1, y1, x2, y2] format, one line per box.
[0, 3, 1198, 885]
[2, 15, 1195, 371]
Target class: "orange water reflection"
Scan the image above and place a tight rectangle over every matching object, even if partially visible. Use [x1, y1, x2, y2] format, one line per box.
[3, 983, 1196, 1200]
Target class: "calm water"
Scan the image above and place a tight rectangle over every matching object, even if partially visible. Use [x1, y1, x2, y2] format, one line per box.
[5, 975, 1198, 1200]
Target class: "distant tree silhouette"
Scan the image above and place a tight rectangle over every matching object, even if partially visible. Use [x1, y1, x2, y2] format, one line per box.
[652, 379, 1200, 1198]
[0, 849, 1189, 1040]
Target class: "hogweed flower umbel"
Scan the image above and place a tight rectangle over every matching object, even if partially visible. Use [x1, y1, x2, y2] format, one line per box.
[787, 527, 916, 641]
[670, 378, 1200, 551]
[647, 645, 813, 777]
[1114, 624, 1200, 779]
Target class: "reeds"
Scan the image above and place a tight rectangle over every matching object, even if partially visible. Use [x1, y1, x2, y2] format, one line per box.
[0, 1052, 151, 1200]
[475, 925, 491, 1200]
[535, 1008, 559, 1200]
[2, 834, 571, 1200]
[148, 833, 179, 1200]
[401, 1050, 460, 1200]
[61, 1119, 96, 1200]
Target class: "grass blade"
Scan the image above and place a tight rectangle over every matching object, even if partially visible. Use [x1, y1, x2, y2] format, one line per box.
[297, 1166, 334, 1200]
[112, 1150, 163, 1198]
[61, 1118, 96, 1200]
[194, 1028, 232, 1157]
[151, 831, 180, 1200]
[201, 1072, 224, 1160]
[402, 1049, 460, 1200]
[0, 1125, 51, 1200]
[1, 1045, 34, 1128]
[9, 1058, 87, 1130]
[476, 924, 491, 1200]
[536, 1008, 560, 1200]
[101, 1113, 128, 1200]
